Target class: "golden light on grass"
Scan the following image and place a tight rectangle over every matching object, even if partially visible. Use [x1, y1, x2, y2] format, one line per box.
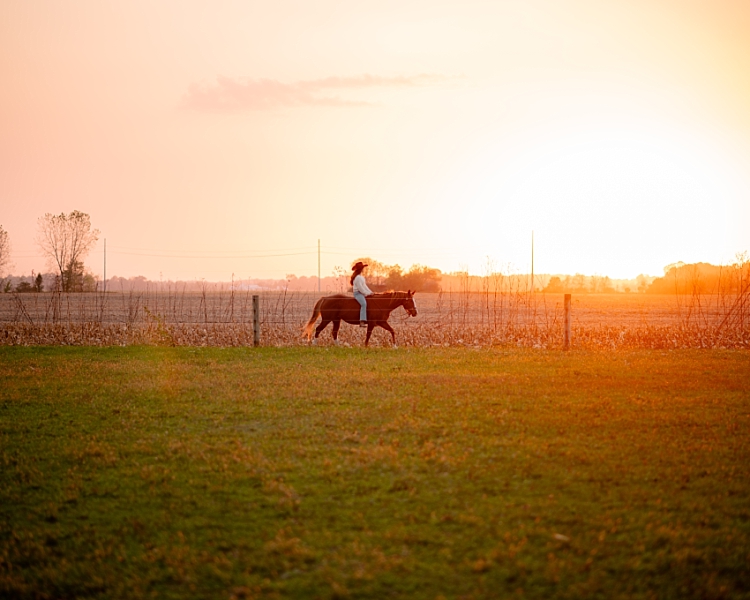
[1, 345, 748, 597]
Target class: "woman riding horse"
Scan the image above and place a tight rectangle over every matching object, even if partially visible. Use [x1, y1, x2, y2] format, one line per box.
[351, 261, 372, 327]
[303, 290, 417, 347]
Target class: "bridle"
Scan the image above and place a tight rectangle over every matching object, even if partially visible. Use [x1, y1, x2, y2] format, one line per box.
[402, 293, 417, 317]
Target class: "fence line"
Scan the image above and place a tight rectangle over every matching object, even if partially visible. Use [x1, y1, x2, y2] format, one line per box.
[1, 288, 748, 349]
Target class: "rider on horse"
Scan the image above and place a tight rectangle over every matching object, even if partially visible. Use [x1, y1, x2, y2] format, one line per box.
[351, 261, 372, 328]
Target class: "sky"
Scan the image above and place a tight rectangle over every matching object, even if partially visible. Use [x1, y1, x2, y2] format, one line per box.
[1, 0, 749, 282]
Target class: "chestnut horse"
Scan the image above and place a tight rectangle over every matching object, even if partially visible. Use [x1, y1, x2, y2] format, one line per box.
[303, 291, 417, 347]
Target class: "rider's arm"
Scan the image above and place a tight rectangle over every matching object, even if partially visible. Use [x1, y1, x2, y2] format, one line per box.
[353, 275, 373, 296]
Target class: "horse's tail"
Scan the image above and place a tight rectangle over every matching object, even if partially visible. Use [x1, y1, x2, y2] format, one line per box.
[302, 297, 325, 340]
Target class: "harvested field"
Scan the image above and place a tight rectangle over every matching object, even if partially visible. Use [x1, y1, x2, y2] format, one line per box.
[1, 290, 748, 349]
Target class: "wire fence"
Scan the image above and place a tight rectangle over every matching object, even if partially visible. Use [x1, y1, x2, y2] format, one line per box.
[2, 287, 748, 349]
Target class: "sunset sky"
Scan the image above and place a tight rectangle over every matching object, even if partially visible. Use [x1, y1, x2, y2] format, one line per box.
[2, 0, 749, 282]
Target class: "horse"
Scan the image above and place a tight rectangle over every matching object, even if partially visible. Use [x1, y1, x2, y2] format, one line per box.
[303, 291, 417, 347]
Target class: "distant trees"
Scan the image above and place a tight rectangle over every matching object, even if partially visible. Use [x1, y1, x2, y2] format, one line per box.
[63, 260, 85, 292]
[351, 258, 442, 292]
[352, 258, 390, 289]
[544, 276, 565, 293]
[542, 274, 614, 294]
[385, 264, 442, 292]
[589, 275, 615, 294]
[36, 211, 99, 292]
[635, 274, 651, 293]
[10, 272, 45, 293]
[646, 259, 750, 295]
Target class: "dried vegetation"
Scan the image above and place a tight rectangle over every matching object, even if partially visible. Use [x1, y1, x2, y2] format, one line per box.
[1, 282, 748, 349]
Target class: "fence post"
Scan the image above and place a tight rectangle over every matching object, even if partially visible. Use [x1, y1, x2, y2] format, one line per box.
[563, 293, 571, 350]
[252, 295, 260, 347]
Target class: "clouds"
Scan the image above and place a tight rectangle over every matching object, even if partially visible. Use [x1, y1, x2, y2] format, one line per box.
[182, 74, 446, 111]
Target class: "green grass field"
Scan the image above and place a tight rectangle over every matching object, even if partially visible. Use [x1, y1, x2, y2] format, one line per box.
[1, 347, 749, 599]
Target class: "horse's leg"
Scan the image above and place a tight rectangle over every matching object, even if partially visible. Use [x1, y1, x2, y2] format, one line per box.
[364, 322, 374, 347]
[381, 322, 397, 347]
[332, 320, 341, 345]
[314, 320, 330, 343]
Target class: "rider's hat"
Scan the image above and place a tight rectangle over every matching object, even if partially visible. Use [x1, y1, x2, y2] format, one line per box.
[352, 261, 368, 271]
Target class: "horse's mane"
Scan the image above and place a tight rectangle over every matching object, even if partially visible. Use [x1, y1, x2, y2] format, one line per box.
[369, 291, 409, 299]
[324, 291, 407, 299]
[322, 291, 410, 300]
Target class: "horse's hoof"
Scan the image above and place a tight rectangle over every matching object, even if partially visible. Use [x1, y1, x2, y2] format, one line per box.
[334, 340, 341, 346]
[393, 345, 398, 349]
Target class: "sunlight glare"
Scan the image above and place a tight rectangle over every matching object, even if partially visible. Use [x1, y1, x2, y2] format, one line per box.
[465, 120, 740, 277]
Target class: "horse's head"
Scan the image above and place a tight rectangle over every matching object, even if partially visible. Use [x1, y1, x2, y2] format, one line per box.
[403, 290, 418, 317]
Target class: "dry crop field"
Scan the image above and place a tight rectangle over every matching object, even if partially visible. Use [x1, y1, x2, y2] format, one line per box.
[1, 290, 748, 349]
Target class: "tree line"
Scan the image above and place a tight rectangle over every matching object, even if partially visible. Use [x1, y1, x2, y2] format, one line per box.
[645, 258, 750, 295]
[2, 213, 747, 295]
[542, 256, 749, 295]
[0, 211, 99, 293]
[347, 258, 442, 293]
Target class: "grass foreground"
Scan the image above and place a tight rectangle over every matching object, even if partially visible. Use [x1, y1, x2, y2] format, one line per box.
[1, 346, 749, 599]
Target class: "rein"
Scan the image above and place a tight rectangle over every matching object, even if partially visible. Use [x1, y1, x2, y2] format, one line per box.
[371, 291, 407, 310]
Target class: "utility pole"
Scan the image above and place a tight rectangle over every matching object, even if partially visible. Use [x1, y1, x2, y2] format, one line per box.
[317, 239, 321, 293]
[563, 293, 571, 350]
[531, 230, 534, 292]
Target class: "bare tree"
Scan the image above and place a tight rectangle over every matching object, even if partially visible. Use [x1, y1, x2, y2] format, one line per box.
[37, 211, 100, 292]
